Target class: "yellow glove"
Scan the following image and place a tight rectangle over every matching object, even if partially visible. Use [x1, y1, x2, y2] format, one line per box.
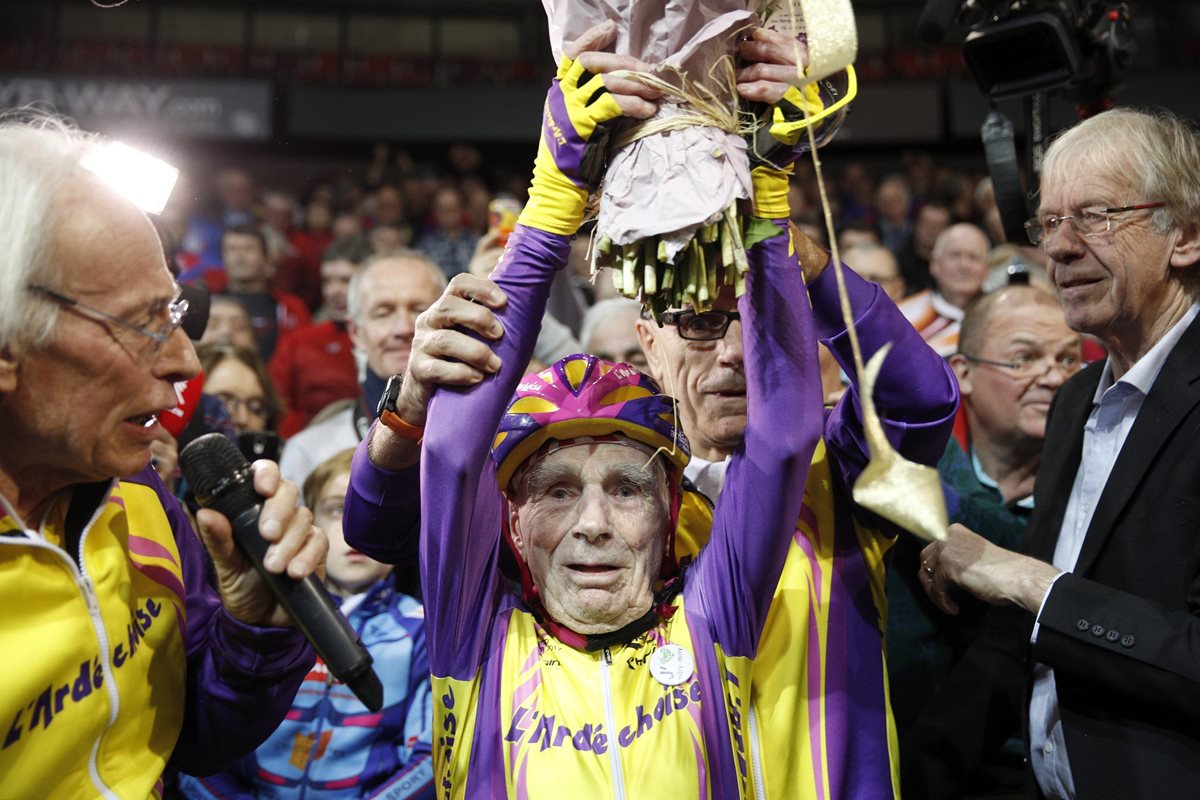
[519, 56, 624, 236]
[748, 66, 857, 171]
[751, 163, 793, 219]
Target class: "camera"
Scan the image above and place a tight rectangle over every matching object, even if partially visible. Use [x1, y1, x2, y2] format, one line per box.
[960, 1, 1135, 101]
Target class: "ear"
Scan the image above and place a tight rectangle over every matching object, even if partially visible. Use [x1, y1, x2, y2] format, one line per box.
[346, 318, 365, 352]
[949, 353, 972, 397]
[507, 502, 525, 552]
[635, 318, 665, 385]
[0, 342, 19, 394]
[1170, 223, 1200, 270]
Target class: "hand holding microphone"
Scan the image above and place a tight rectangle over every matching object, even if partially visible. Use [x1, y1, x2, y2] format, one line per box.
[180, 434, 384, 712]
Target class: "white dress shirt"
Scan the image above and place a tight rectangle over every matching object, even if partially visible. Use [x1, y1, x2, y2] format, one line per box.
[1028, 302, 1200, 799]
[684, 454, 730, 502]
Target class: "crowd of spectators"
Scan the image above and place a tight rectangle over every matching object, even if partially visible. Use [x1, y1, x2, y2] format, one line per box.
[146, 138, 1085, 797]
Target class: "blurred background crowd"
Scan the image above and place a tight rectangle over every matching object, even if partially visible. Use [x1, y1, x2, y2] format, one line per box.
[6, 1, 1200, 797]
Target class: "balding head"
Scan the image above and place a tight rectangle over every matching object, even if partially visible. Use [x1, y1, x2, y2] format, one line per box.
[958, 285, 1062, 357]
[953, 285, 1082, 466]
[930, 223, 990, 308]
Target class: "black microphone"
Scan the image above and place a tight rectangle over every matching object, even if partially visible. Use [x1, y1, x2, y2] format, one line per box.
[917, 0, 963, 43]
[180, 433, 384, 712]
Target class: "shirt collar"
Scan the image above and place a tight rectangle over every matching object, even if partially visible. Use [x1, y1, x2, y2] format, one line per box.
[931, 291, 965, 321]
[970, 446, 1035, 510]
[684, 454, 729, 500]
[1093, 300, 1200, 403]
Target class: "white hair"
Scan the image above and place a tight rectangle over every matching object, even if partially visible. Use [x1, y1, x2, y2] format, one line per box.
[1041, 107, 1200, 235]
[346, 248, 448, 325]
[580, 297, 642, 352]
[0, 113, 104, 349]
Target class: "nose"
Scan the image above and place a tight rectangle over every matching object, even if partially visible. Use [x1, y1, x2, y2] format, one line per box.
[155, 327, 201, 384]
[716, 319, 744, 367]
[1042, 220, 1086, 264]
[572, 485, 612, 544]
[390, 307, 419, 341]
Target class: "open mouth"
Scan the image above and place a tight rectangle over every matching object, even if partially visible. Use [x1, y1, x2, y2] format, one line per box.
[569, 563, 620, 575]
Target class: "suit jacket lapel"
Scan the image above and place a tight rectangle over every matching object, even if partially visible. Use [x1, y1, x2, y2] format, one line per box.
[1074, 315, 1200, 575]
[1026, 365, 1099, 563]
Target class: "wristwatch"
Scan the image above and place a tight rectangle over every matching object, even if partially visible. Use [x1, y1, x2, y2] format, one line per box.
[376, 373, 425, 442]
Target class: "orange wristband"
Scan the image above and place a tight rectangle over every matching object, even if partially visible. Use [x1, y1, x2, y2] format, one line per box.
[379, 409, 424, 442]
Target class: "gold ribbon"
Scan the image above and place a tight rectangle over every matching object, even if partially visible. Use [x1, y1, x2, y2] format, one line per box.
[784, 0, 948, 542]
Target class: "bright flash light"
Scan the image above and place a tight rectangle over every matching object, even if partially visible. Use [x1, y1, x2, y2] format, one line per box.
[80, 141, 179, 214]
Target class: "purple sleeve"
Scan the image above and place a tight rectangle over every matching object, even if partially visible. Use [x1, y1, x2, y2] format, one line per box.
[420, 225, 569, 679]
[344, 444, 422, 564]
[686, 221, 823, 655]
[140, 469, 316, 776]
[809, 264, 959, 489]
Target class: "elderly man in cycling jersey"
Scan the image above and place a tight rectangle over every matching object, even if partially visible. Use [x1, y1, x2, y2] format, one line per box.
[348, 24, 959, 800]
[345, 22, 830, 796]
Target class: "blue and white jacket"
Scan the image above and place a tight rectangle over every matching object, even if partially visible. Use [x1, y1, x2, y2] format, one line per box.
[180, 579, 434, 799]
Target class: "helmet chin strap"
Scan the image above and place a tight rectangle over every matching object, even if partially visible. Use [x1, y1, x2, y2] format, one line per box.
[502, 487, 686, 651]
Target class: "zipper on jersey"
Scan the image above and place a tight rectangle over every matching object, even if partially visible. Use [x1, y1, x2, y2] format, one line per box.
[73, 505, 122, 800]
[1, 514, 122, 799]
[599, 649, 627, 800]
[748, 704, 767, 799]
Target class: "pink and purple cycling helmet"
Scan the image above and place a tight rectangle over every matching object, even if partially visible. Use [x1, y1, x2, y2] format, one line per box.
[491, 353, 690, 591]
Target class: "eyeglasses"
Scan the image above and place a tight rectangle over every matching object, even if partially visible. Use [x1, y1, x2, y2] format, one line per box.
[961, 351, 1082, 380]
[29, 284, 189, 356]
[658, 309, 741, 341]
[213, 391, 273, 418]
[1023, 202, 1166, 246]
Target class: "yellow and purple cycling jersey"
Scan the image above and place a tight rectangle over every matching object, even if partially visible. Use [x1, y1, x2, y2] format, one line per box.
[736, 266, 958, 799]
[0, 466, 314, 798]
[350, 220, 822, 797]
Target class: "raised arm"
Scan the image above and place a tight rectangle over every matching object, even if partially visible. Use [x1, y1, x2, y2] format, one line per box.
[689, 219, 824, 653]
[419, 227, 569, 678]
[813, 263, 959, 487]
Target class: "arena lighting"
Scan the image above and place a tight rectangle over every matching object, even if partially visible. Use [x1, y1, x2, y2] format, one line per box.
[80, 141, 179, 214]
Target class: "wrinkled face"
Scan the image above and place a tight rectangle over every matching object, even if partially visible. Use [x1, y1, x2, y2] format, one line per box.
[314, 471, 391, 596]
[320, 258, 357, 322]
[930, 225, 990, 308]
[349, 258, 442, 377]
[1038, 163, 1189, 343]
[509, 442, 668, 635]
[204, 356, 270, 434]
[636, 287, 745, 462]
[221, 232, 268, 287]
[586, 313, 647, 371]
[954, 301, 1082, 448]
[201, 299, 257, 351]
[0, 179, 201, 489]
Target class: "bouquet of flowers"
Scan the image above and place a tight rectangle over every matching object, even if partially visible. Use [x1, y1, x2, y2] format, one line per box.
[542, 0, 855, 314]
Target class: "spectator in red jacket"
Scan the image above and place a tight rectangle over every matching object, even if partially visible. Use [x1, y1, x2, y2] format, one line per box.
[270, 236, 373, 437]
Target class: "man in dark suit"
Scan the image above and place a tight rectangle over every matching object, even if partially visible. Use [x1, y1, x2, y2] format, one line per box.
[915, 107, 1200, 798]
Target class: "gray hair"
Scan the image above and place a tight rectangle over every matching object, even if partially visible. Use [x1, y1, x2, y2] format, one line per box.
[1040, 107, 1200, 234]
[346, 248, 448, 325]
[580, 297, 642, 352]
[931, 222, 988, 259]
[0, 114, 103, 349]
